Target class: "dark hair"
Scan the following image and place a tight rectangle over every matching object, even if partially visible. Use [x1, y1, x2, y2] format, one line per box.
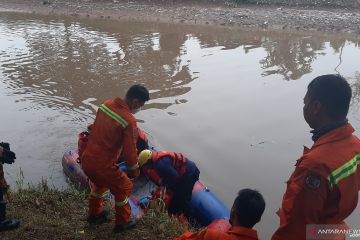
[234, 189, 265, 228]
[126, 84, 150, 102]
[137, 137, 149, 154]
[307, 75, 352, 119]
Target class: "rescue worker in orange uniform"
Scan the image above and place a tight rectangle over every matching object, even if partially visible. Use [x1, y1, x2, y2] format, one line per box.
[0, 142, 20, 231]
[176, 189, 265, 240]
[138, 149, 200, 216]
[116, 127, 149, 164]
[81, 84, 150, 232]
[272, 74, 360, 240]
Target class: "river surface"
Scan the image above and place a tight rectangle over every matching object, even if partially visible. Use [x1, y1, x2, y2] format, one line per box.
[0, 11, 360, 238]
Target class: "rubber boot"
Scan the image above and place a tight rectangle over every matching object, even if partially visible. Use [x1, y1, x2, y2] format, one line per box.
[113, 220, 137, 233]
[87, 209, 109, 225]
[0, 188, 20, 231]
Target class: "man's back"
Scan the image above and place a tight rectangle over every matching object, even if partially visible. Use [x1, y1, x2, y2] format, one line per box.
[82, 97, 137, 170]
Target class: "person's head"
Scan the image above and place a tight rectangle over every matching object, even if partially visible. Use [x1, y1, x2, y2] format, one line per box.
[138, 149, 153, 167]
[125, 84, 150, 114]
[303, 75, 352, 129]
[230, 189, 265, 229]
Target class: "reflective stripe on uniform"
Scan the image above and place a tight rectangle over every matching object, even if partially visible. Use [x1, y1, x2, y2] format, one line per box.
[328, 154, 360, 187]
[115, 197, 129, 207]
[90, 190, 109, 198]
[127, 162, 139, 170]
[99, 104, 128, 128]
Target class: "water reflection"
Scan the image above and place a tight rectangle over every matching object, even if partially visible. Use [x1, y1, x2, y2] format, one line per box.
[0, 15, 195, 118]
[260, 36, 324, 80]
[1, 14, 360, 116]
[351, 71, 360, 105]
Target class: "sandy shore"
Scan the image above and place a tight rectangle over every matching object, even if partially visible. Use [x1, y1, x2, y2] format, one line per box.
[0, 0, 360, 35]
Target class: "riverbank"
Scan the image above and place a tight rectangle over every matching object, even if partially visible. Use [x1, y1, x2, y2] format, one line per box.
[2, 182, 186, 240]
[0, 0, 360, 35]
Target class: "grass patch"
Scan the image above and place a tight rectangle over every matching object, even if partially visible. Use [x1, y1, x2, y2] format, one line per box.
[2, 182, 188, 240]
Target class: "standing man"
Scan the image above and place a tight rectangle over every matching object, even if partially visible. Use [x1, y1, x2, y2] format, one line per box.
[272, 75, 360, 239]
[0, 142, 20, 231]
[81, 84, 150, 233]
[138, 149, 200, 217]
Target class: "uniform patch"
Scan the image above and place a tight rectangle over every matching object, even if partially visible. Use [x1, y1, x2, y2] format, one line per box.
[305, 175, 321, 190]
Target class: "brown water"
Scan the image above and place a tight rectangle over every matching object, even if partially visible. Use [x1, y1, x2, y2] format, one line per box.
[0, 11, 360, 238]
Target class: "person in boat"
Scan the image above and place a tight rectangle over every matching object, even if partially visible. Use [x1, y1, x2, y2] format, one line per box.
[0, 142, 20, 231]
[81, 84, 150, 233]
[176, 189, 265, 240]
[272, 75, 360, 240]
[138, 149, 200, 217]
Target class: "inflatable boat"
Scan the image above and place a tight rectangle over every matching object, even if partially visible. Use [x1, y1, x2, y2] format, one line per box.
[62, 148, 230, 226]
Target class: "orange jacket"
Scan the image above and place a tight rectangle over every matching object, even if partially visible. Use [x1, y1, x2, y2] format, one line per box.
[176, 226, 259, 240]
[272, 124, 360, 240]
[152, 151, 187, 176]
[82, 97, 138, 172]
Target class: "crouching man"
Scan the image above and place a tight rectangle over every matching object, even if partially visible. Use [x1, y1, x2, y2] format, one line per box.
[138, 150, 200, 217]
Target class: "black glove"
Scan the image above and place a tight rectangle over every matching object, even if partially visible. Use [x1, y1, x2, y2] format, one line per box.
[0, 149, 16, 164]
[0, 142, 10, 151]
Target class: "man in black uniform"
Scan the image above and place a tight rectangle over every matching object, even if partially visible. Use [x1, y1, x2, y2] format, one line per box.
[0, 142, 20, 231]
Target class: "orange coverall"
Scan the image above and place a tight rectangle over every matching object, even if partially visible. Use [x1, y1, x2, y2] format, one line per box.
[272, 124, 360, 240]
[176, 226, 259, 240]
[82, 97, 139, 225]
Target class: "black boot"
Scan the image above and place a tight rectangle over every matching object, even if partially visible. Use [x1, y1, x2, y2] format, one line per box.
[0, 188, 20, 231]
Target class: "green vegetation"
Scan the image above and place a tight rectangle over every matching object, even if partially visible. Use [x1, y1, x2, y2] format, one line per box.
[2, 180, 188, 240]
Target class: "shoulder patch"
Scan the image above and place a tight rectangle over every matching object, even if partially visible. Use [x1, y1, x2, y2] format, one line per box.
[305, 175, 321, 190]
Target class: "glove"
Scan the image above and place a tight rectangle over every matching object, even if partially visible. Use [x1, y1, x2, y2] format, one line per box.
[0, 149, 16, 164]
[0, 142, 10, 151]
[127, 169, 140, 179]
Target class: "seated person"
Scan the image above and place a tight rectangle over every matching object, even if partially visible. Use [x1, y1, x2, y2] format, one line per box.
[138, 149, 200, 216]
[175, 189, 265, 240]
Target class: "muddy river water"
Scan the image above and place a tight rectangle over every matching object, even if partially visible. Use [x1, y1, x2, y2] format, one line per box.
[0, 11, 359, 238]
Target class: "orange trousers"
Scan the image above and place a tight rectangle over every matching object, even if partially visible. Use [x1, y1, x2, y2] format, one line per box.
[87, 164, 132, 225]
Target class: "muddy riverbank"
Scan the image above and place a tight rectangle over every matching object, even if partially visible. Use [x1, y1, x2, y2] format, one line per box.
[0, 0, 360, 35]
